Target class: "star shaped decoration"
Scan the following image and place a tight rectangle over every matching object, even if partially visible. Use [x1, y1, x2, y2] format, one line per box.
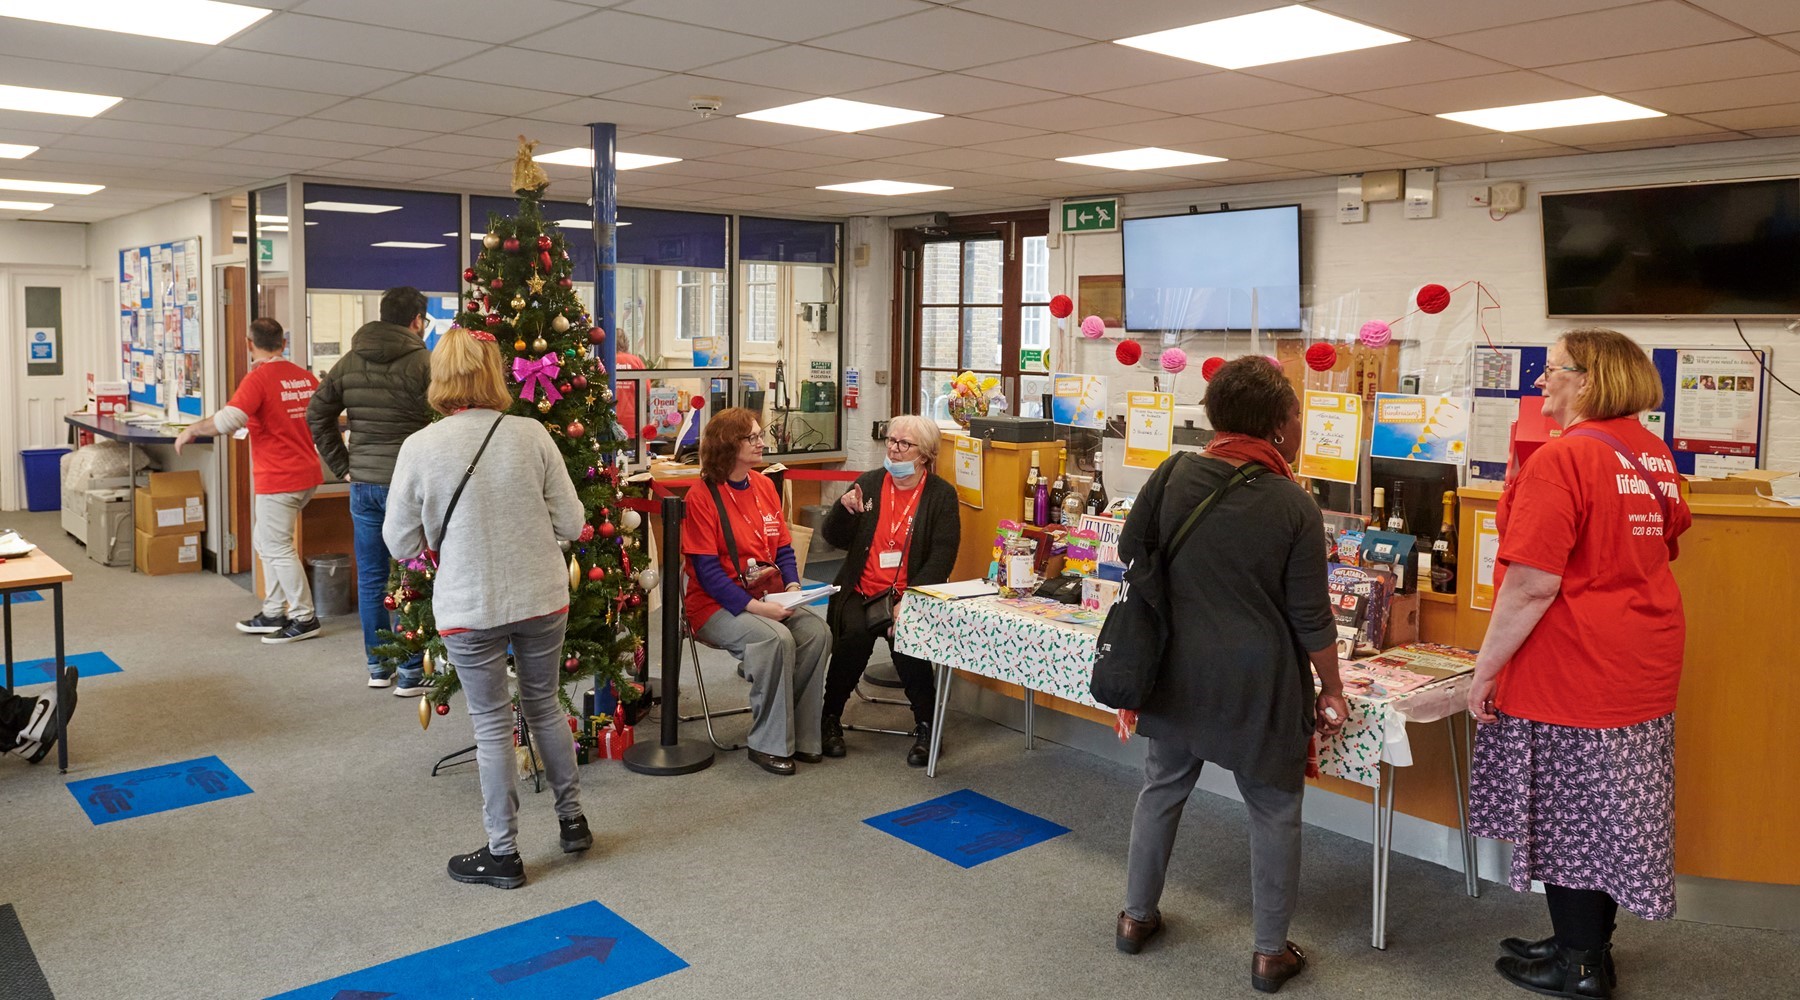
[525, 273, 547, 295]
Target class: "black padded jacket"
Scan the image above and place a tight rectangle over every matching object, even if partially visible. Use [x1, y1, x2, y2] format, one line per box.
[305, 321, 432, 486]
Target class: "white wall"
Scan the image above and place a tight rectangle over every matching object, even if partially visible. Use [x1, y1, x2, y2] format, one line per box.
[0, 220, 85, 266]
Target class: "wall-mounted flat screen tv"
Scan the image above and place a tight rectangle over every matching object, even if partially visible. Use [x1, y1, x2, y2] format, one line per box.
[1122, 204, 1301, 332]
[1542, 178, 1800, 317]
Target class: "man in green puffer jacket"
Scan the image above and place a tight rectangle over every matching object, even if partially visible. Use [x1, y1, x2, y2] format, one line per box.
[306, 286, 433, 693]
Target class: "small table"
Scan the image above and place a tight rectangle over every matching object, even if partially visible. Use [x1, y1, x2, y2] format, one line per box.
[892, 593, 1479, 951]
[64, 412, 210, 572]
[1, 550, 74, 772]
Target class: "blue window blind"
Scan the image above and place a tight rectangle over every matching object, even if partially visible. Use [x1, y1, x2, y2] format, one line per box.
[303, 183, 459, 292]
[739, 217, 839, 263]
[617, 207, 728, 268]
[470, 195, 597, 284]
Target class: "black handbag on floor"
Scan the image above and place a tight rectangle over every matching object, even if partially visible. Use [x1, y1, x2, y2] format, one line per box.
[1088, 456, 1264, 711]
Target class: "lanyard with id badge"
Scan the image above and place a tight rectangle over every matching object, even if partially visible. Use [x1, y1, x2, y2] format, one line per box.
[863, 476, 922, 636]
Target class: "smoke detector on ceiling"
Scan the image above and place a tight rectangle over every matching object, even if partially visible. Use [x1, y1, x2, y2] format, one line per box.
[688, 96, 723, 118]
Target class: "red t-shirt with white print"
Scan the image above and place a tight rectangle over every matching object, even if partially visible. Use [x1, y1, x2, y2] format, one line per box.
[681, 471, 790, 632]
[226, 359, 322, 495]
[1493, 416, 1691, 728]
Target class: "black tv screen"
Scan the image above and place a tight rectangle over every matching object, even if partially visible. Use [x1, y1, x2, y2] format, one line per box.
[1542, 179, 1800, 317]
[1123, 205, 1301, 331]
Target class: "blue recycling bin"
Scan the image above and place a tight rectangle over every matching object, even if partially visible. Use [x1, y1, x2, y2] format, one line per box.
[21, 447, 71, 512]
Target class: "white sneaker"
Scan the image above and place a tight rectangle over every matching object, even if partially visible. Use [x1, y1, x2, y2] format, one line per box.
[368, 673, 396, 688]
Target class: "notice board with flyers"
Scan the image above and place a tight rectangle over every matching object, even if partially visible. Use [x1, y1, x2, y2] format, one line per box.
[118, 237, 203, 415]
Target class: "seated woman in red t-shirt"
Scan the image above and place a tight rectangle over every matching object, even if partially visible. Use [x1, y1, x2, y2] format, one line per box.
[1467, 328, 1692, 999]
[681, 407, 828, 776]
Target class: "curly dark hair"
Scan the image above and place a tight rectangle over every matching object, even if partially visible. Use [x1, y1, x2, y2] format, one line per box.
[1202, 356, 1298, 439]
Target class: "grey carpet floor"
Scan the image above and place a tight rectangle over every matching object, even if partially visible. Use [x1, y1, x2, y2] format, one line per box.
[1, 509, 1790, 999]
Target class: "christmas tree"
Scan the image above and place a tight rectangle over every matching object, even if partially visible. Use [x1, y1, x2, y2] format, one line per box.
[377, 137, 653, 731]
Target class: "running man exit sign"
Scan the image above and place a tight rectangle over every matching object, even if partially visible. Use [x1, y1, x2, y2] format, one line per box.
[1061, 198, 1118, 233]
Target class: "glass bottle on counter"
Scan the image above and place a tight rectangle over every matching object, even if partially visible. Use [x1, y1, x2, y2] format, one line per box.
[1061, 488, 1084, 528]
[1085, 465, 1109, 516]
[1385, 481, 1409, 534]
[1048, 463, 1068, 525]
[1034, 470, 1051, 527]
[1370, 487, 1388, 532]
[1024, 450, 1042, 525]
[1431, 490, 1459, 593]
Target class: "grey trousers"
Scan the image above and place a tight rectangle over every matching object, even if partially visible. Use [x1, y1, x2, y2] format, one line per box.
[1124, 737, 1304, 954]
[696, 607, 828, 757]
[253, 488, 315, 620]
[441, 612, 581, 856]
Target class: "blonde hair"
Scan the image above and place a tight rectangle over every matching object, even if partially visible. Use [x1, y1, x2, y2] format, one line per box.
[887, 414, 940, 471]
[1560, 328, 1663, 420]
[428, 326, 511, 415]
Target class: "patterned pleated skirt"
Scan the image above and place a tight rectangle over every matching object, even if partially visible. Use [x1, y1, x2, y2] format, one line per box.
[1468, 711, 1677, 920]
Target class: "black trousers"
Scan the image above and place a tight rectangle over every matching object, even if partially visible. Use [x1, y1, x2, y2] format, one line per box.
[823, 594, 936, 726]
[1545, 884, 1619, 951]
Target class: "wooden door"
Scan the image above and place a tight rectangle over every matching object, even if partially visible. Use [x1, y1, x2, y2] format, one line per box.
[223, 266, 251, 574]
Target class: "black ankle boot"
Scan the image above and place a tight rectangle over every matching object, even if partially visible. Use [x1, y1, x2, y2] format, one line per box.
[1496, 944, 1612, 999]
[906, 722, 933, 768]
[822, 714, 846, 758]
[1501, 937, 1616, 989]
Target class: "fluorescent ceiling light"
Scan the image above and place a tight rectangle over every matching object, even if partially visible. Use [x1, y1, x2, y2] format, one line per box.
[534, 148, 682, 170]
[305, 200, 401, 213]
[0, 83, 121, 118]
[255, 214, 286, 223]
[555, 219, 592, 229]
[1056, 147, 1226, 171]
[1115, 4, 1407, 69]
[0, 0, 271, 44]
[0, 143, 38, 159]
[258, 225, 288, 233]
[0, 199, 52, 211]
[371, 241, 445, 249]
[740, 97, 940, 133]
[1437, 96, 1664, 132]
[817, 180, 951, 196]
[0, 177, 103, 195]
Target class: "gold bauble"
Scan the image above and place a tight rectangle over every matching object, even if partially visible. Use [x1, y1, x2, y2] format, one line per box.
[538, 398, 554, 412]
[513, 338, 527, 352]
[551, 314, 571, 334]
[510, 295, 526, 311]
[403, 601, 413, 614]
[419, 696, 432, 730]
[483, 232, 500, 250]
[570, 554, 581, 590]
[422, 649, 435, 677]
[531, 337, 549, 354]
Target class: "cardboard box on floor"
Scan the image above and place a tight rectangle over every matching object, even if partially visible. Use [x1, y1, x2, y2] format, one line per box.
[135, 530, 201, 575]
[134, 470, 204, 536]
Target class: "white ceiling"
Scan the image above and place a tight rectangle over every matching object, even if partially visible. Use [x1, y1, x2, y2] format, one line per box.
[4, 0, 1800, 223]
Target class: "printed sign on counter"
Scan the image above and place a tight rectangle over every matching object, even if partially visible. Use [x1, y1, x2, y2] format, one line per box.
[950, 433, 983, 509]
[1299, 390, 1362, 483]
[1470, 510, 1500, 611]
[1371, 392, 1469, 464]
[1123, 391, 1172, 470]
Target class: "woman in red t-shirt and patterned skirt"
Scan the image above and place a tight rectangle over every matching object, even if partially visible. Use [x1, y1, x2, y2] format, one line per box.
[1467, 329, 1692, 1000]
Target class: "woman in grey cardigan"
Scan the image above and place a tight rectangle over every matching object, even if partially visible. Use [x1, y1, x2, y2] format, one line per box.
[384, 325, 589, 890]
[1113, 357, 1347, 994]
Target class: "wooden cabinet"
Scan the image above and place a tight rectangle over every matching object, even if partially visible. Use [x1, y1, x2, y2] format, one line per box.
[938, 438, 1065, 583]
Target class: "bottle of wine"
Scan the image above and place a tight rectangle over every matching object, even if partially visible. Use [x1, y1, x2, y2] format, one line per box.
[1024, 450, 1042, 526]
[1370, 487, 1388, 532]
[1385, 481, 1409, 534]
[1085, 465, 1109, 516]
[1431, 490, 1459, 594]
[1048, 462, 1068, 525]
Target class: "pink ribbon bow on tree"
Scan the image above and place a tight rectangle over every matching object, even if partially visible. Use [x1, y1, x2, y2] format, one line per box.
[512, 354, 563, 403]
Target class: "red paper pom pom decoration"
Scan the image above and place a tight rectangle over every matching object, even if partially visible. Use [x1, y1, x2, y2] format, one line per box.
[641, 422, 658, 438]
[1358, 320, 1392, 348]
[1201, 356, 1226, 380]
[1049, 294, 1073, 318]
[1115, 340, 1143, 366]
[1160, 347, 1188, 374]
[1416, 283, 1450, 315]
[1305, 342, 1337, 371]
[690, 395, 705, 410]
[1080, 315, 1106, 339]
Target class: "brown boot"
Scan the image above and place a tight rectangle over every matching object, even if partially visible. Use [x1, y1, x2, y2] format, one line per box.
[1115, 910, 1162, 954]
[1251, 941, 1307, 993]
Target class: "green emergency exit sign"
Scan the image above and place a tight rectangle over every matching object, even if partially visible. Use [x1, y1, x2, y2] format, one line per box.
[1061, 198, 1118, 233]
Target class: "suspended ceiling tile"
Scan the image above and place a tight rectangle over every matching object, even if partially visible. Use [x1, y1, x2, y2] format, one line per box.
[513, 10, 783, 70]
[633, 159, 771, 180]
[226, 14, 491, 73]
[956, 0, 1272, 40]
[1538, 38, 1800, 93]
[751, 168, 887, 188]
[964, 43, 1218, 95]
[968, 132, 1129, 159]
[777, 132, 942, 159]
[1576, 131, 1751, 153]
[57, 135, 216, 159]
[314, 160, 448, 182]
[1000, 177, 1118, 197]
[458, 118, 596, 145]
[965, 96, 1169, 132]
[1176, 133, 1345, 159]
[870, 116, 1044, 147]
[808, 8, 1086, 72]
[1093, 74, 1325, 117]
[1296, 115, 1485, 146]
[1437, 2, 1748, 69]
[355, 148, 508, 172]
[708, 193, 824, 210]
[1352, 71, 1590, 115]
[1372, 134, 1566, 159]
[667, 179, 792, 196]
[400, 134, 526, 157]
[1243, 41, 1512, 93]
[1312, 0, 1641, 38]
[449, 49, 665, 96]
[228, 134, 385, 159]
[693, 46, 935, 95]
[177, 49, 414, 97]
[267, 117, 439, 147]
[1254, 148, 1436, 171]
[1692, 101, 1800, 131]
[139, 78, 347, 117]
[362, 78, 577, 117]
[700, 148, 853, 170]
[0, 21, 213, 75]
[877, 148, 1039, 170]
[0, 111, 92, 137]
[312, 99, 498, 132]
[618, 135, 757, 159]
[616, 0, 934, 43]
[207, 147, 340, 170]
[1525, 118, 1730, 145]
[422, 170, 521, 193]
[1686, 0, 1800, 34]
[0, 55, 170, 99]
[104, 101, 294, 134]
[1073, 116, 1265, 147]
[1208, 96, 1416, 132]
[842, 74, 1065, 116]
[596, 75, 816, 117]
[292, 0, 594, 36]
[77, 119, 247, 147]
[649, 116, 824, 146]
[1622, 72, 1800, 115]
[964, 158, 1106, 181]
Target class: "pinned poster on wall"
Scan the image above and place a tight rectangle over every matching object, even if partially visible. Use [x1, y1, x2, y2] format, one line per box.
[120, 237, 203, 415]
[1123, 391, 1172, 469]
[1050, 372, 1107, 429]
[1370, 392, 1469, 465]
[1299, 391, 1363, 483]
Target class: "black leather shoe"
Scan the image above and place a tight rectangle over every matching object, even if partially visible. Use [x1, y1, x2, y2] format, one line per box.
[793, 751, 823, 763]
[906, 722, 934, 768]
[1115, 910, 1162, 954]
[1502, 937, 1616, 989]
[821, 714, 847, 758]
[1496, 946, 1612, 999]
[747, 749, 795, 775]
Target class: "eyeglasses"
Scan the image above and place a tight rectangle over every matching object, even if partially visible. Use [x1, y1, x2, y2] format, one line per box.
[884, 437, 919, 452]
[740, 432, 764, 445]
[1543, 365, 1586, 374]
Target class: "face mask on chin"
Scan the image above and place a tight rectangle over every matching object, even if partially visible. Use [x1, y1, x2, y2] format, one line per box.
[884, 457, 917, 479]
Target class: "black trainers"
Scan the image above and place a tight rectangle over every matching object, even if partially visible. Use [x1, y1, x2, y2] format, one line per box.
[394, 676, 432, 697]
[15, 667, 78, 764]
[447, 845, 525, 889]
[236, 612, 289, 634]
[559, 814, 594, 853]
[261, 617, 320, 644]
[821, 714, 847, 758]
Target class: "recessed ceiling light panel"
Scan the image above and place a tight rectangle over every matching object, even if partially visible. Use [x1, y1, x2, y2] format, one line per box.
[370, 241, 445, 249]
[1116, 4, 1407, 69]
[1055, 147, 1226, 171]
[1437, 96, 1664, 132]
[304, 201, 401, 214]
[0, 83, 120, 118]
[0, 177, 103, 195]
[0, 143, 39, 159]
[741, 98, 940, 133]
[0, 200, 53, 211]
[534, 148, 681, 170]
[0, 0, 273, 45]
[817, 180, 951, 196]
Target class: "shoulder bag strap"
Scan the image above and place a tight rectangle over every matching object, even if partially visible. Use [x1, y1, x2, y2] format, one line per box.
[706, 479, 746, 585]
[1565, 426, 1672, 527]
[1165, 460, 1266, 560]
[432, 413, 507, 558]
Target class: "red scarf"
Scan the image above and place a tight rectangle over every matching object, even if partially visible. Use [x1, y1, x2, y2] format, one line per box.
[1204, 432, 1294, 480]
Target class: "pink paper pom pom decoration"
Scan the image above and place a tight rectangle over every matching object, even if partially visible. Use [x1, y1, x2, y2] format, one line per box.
[1159, 347, 1188, 374]
[1080, 315, 1106, 339]
[663, 411, 682, 427]
[1359, 320, 1392, 348]
[1049, 294, 1073, 318]
[1115, 340, 1143, 366]
[1201, 356, 1226, 380]
[1305, 342, 1337, 371]
[1267, 355, 1283, 368]
[1416, 283, 1450, 315]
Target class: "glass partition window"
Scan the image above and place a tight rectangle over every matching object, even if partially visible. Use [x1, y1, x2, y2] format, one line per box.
[736, 217, 842, 454]
[251, 184, 293, 361]
[1022, 235, 1050, 352]
[918, 238, 1003, 422]
[618, 207, 730, 371]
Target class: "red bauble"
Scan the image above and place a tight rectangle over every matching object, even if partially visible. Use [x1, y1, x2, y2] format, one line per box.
[484, 314, 500, 327]
[540, 251, 552, 270]
[579, 524, 595, 542]
[1115, 340, 1143, 366]
[1416, 283, 1451, 315]
[383, 593, 398, 610]
[572, 374, 588, 390]
[559, 277, 572, 288]
[587, 566, 604, 581]
[502, 237, 521, 252]
[1305, 342, 1338, 372]
[489, 278, 504, 290]
[435, 703, 450, 716]
[403, 587, 420, 601]
[537, 234, 553, 251]
[567, 420, 586, 437]
[1201, 356, 1226, 380]
[599, 522, 617, 538]
[1048, 294, 1073, 319]
[627, 593, 643, 609]
[557, 381, 572, 394]
[462, 267, 477, 283]
[563, 656, 580, 671]
[403, 630, 416, 641]
[587, 328, 606, 344]
[689, 395, 705, 410]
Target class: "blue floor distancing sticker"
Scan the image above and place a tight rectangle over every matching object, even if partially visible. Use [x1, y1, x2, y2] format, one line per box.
[66, 755, 251, 825]
[269, 900, 687, 999]
[865, 788, 1070, 868]
[10, 651, 122, 688]
[3, 589, 44, 604]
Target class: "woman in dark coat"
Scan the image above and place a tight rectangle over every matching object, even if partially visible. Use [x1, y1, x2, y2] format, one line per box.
[1113, 357, 1347, 994]
[820, 414, 960, 766]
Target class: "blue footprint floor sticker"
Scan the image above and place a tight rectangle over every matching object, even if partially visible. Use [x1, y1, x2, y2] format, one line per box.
[66, 755, 252, 825]
[865, 788, 1070, 868]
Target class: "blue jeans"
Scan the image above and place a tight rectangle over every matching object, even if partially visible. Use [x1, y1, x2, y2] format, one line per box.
[350, 482, 422, 683]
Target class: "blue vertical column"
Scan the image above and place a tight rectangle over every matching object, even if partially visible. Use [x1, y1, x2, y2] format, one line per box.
[588, 122, 618, 394]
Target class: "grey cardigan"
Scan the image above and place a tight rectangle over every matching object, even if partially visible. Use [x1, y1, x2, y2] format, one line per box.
[383, 410, 584, 632]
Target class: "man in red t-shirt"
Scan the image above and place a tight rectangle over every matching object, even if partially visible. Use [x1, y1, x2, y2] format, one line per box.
[177, 318, 324, 643]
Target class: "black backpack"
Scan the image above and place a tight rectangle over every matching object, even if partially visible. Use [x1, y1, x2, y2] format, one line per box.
[1088, 456, 1264, 710]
